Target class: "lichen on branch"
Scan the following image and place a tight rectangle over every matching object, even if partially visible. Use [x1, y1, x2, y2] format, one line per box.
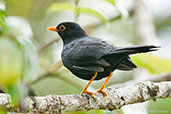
[0, 81, 171, 114]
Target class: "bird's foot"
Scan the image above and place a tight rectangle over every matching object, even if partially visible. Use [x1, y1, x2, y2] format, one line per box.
[81, 90, 95, 98]
[97, 89, 108, 100]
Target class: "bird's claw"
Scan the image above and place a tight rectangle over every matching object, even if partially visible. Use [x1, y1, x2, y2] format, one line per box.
[97, 89, 108, 100]
[81, 90, 96, 98]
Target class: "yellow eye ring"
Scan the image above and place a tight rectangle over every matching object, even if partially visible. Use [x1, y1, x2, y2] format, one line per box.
[59, 25, 66, 32]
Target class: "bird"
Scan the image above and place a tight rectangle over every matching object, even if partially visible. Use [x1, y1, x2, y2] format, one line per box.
[48, 22, 159, 99]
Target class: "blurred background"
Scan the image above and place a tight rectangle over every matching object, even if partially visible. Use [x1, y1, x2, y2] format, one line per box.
[0, 0, 171, 114]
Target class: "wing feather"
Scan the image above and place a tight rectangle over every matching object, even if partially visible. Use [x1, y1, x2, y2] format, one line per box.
[68, 37, 111, 72]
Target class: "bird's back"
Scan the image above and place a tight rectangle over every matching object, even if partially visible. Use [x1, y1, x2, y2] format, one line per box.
[61, 36, 139, 80]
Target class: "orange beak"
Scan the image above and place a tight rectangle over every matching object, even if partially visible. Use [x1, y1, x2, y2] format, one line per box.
[47, 26, 58, 32]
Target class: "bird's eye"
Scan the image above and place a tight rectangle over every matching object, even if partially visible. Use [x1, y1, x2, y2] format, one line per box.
[59, 25, 66, 32]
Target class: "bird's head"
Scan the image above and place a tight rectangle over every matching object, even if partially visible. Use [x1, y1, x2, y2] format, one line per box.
[48, 22, 87, 44]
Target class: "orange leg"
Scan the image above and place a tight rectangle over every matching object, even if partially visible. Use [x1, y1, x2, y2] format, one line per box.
[81, 72, 98, 98]
[97, 72, 113, 100]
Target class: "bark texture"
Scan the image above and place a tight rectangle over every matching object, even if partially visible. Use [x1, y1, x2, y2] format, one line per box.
[0, 81, 171, 114]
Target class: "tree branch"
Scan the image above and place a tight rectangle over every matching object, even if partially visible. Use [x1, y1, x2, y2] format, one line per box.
[0, 81, 171, 113]
[39, 38, 60, 54]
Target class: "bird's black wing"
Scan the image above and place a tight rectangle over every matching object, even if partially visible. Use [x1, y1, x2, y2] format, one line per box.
[103, 45, 159, 70]
[67, 37, 111, 72]
[117, 57, 137, 70]
[106, 45, 159, 55]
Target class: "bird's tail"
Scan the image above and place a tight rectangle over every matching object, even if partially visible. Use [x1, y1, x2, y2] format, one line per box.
[114, 45, 160, 55]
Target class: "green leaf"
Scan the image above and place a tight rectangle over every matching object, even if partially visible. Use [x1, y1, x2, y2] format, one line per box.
[47, 3, 75, 13]
[131, 54, 171, 74]
[0, 38, 22, 86]
[0, 38, 22, 106]
[77, 7, 107, 23]
[105, 0, 116, 6]
[0, 107, 7, 114]
[46, 3, 108, 23]
[0, 9, 6, 26]
[6, 84, 20, 106]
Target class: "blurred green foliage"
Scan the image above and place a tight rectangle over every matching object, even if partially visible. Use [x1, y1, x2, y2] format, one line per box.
[0, 38, 22, 85]
[77, 7, 107, 23]
[0, 107, 7, 114]
[148, 98, 171, 114]
[105, 0, 116, 6]
[47, 2, 108, 23]
[47, 3, 75, 12]
[0, 9, 6, 26]
[19, 37, 40, 83]
[132, 54, 171, 74]
[0, 38, 22, 106]
[0, 0, 171, 114]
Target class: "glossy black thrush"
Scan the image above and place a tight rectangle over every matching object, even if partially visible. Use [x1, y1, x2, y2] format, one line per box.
[48, 22, 159, 99]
